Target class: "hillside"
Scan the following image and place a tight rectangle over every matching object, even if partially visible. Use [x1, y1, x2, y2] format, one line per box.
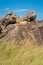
[0, 11, 43, 45]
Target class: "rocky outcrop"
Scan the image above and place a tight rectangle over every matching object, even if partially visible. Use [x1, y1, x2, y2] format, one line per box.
[23, 11, 36, 22]
[0, 11, 43, 45]
[0, 12, 16, 27]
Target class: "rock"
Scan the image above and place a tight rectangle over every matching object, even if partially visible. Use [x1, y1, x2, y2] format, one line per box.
[16, 16, 23, 23]
[6, 11, 13, 15]
[0, 19, 5, 33]
[0, 26, 2, 33]
[4, 11, 16, 26]
[24, 11, 36, 22]
[16, 16, 28, 24]
[0, 11, 16, 34]
[0, 12, 16, 27]
[0, 11, 43, 45]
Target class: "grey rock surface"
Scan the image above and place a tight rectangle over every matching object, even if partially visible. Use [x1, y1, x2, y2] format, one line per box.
[0, 11, 43, 45]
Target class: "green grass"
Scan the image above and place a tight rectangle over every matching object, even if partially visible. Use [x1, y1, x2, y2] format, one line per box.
[0, 43, 43, 65]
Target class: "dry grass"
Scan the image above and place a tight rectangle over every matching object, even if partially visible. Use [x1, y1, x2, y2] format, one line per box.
[0, 42, 43, 65]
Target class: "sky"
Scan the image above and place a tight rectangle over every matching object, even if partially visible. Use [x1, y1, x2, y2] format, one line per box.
[0, 0, 43, 20]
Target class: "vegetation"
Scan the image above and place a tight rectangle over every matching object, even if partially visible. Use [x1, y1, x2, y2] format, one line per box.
[0, 42, 43, 65]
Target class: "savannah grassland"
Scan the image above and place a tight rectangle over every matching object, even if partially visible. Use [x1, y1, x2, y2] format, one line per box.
[0, 42, 43, 65]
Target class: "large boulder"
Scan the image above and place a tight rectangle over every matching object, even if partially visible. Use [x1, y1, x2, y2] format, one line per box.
[0, 12, 16, 33]
[0, 12, 16, 27]
[24, 11, 36, 22]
